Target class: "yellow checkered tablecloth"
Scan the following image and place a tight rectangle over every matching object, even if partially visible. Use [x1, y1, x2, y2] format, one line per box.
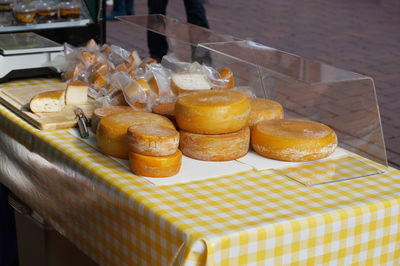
[0, 79, 399, 265]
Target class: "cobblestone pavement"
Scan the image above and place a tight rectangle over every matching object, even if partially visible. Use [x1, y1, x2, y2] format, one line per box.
[107, 0, 400, 168]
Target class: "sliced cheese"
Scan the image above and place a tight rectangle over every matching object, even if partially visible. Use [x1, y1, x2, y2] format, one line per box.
[129, 150, 182, 177]
[127, 124, 179, 156]
[91, 105, 132, 133]
[171, 72, 211, 95]
[251, 119, 337, 162]
[97, 111, 175, 159]
[180, 126, 250, 161]
[175, 90, 250, 134]
[248, 97, 284, 127]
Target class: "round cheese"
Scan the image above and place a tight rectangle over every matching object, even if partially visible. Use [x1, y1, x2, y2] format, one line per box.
[129, 150, 182, 177]
[180, 126, 250, 161]
[251, 119, 337, 162]
[97, 111, 175, 159]
[248, 97, 284, 127]
[127, 124, 179, 156]
[152, 102, 176, 123]
[91, 105, 132, 133]
[175, 90, 250, 134]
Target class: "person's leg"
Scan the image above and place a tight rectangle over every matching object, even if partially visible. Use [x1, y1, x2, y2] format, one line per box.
[126, 0, 134, 15]
[147, 0, 169, 60]
[107, 0, 127, 20]
[183, 0, 211, 65]
[183, 0, 209, 28]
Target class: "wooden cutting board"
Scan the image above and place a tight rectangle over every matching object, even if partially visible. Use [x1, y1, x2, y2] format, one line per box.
[0, 83, 96, 130]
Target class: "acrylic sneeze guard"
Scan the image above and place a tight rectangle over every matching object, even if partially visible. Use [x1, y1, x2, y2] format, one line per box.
[119, 15, 387, 185]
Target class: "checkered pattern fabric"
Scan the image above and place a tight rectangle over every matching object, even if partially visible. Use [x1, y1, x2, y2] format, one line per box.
[0, 79, 399, 265]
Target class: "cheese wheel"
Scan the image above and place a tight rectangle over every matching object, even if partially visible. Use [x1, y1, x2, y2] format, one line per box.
[175, 90, 250, 134]
[251, 119, 337, 162]
[97, 111, 175, 159]
[91, 105, 132, 133]
[129, 150, 182, 177]
[152, 102, 176, 123]
[248, 97, 284, 127]
[127, 124, 179, 156]
[180, 126, 250, 161]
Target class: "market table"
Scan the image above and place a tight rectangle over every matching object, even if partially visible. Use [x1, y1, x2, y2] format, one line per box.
[0, 78, 399, 265]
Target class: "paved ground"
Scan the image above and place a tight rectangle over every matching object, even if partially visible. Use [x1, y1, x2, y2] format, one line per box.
[107, 0, 400, 168]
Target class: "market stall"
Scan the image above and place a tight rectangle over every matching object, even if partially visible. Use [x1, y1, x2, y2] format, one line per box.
[0, 15, 399, 265]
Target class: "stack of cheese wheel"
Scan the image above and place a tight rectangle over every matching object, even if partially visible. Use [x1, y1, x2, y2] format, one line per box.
[96, 111, 175, 159]
[175, 90, 251, 161]
[251, 119, 337, 162]
[127, 124, 181, 177]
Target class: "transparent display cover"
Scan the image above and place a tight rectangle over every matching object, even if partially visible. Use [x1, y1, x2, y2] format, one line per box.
[119, 15, 387, 185]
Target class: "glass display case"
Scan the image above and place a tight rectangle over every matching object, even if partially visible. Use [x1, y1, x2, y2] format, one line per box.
[0, 0, 105, 46]
[115, 15, 387, 185]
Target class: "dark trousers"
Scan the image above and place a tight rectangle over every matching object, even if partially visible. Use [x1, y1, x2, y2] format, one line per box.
[147, 0, 209, 60]
[112, 0, 134, 16]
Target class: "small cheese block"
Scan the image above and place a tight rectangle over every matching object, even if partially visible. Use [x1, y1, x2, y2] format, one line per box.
[152, 102, 176, 123]
[216, 67, 234, 89]
[251, 119, 337, 162]
[127, 124, 179, 156]
[124, 78, 150, 99]
[97, 111, 175, 159]
[180, 126, 250, 161]
[175, 90, 250, 134]
[170, 72, 211, 95]
[91, 105, 132, 133]
[248, 97, 284, 127]
[89, 72, 107, 89]
[65, 80, 88, 105]
[129, 150, 182, 178]
[30, 90, 65, 113]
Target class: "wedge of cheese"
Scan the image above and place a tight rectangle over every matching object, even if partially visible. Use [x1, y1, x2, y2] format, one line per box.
[97, 111, 175, 159]
[127, 124, 179, 156]
[30, 90, 65, 113]
[251, 119, 337, 162]
[180, 126, 250, 161]
[175, 90, 250, 134]
[129, 150, 182, 177]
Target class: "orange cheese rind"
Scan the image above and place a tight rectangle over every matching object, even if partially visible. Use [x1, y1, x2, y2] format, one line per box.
[97, 111, 175, 159]
[129, 150, 182, 177]
[127, 124, 179, 156]
[248, 97, 284, 127]
[251, 119, 337, 162]
[216, 67, 234, 89]
[175, 90, 250, 134]
[180, 126, 250, 161]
